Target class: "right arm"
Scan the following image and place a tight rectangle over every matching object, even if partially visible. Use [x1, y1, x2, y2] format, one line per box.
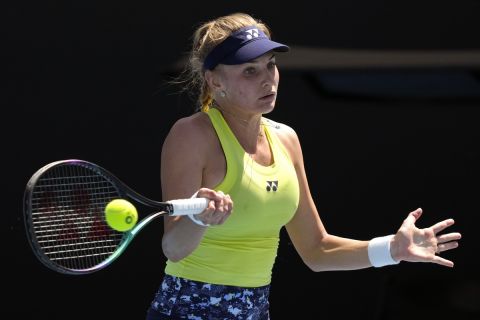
[160, 114, 233, 262]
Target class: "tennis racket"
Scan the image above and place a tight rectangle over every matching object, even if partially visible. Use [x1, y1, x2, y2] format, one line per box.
[24, 159, 208, 275]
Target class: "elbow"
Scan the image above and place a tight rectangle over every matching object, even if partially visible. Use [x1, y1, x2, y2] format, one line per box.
[299, 243, 332, 272]
[163, 250, 183, 263]
[299, 253, 324, 272]
[304, 258, 329, 272]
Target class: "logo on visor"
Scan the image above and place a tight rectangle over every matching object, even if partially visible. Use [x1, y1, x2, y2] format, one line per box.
[245, 28, 259, 40]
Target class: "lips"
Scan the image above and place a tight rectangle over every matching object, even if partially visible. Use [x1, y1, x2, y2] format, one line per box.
[259, 92, 276, 101]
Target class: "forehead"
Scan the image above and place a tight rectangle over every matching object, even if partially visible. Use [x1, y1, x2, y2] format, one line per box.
[214, 52, 276, 77]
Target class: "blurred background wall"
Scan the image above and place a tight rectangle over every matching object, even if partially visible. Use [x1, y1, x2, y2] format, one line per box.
[5, 1, 480, 319]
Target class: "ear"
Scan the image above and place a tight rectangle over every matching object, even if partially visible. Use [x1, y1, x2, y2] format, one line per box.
[205, 70, 223, 91]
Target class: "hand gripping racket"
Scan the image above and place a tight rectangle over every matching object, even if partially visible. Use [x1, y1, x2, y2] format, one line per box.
[24, 159, 208, 275]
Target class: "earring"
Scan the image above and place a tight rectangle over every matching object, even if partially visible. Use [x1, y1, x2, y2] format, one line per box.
[220, 91, 226, 98]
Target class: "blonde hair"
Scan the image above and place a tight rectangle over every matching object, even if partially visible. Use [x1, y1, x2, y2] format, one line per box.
[174, 13, 272, 112]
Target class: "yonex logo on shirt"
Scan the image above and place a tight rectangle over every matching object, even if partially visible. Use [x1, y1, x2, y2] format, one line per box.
[266, 180, 278, 192]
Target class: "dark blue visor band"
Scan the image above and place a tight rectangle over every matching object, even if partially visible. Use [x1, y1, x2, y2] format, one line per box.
[203, 25, 289, 70]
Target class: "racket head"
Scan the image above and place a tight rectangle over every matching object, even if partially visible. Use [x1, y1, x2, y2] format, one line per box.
[24, 159, 129, 275]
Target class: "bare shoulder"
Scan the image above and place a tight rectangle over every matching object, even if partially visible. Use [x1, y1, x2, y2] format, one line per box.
[263, 117, 299, 147]
[263, 117, 302, 163]
[169, 112, 212, 138]
[163, 112, 216, 158]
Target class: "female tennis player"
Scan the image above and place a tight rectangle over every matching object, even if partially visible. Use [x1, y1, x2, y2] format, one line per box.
[146, 12, 462, 319]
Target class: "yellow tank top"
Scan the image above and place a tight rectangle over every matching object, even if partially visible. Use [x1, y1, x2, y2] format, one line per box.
[165, 108, 300, 287]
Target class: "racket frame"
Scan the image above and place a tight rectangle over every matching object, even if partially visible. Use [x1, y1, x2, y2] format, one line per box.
[23, 159, 196, 275]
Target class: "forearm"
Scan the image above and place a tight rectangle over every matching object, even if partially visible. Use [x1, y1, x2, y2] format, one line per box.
[162, 217, 207, 262]
[304, 235, 372, 272]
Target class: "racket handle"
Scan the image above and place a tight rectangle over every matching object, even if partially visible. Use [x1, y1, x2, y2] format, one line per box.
[167, 198, 209, 216]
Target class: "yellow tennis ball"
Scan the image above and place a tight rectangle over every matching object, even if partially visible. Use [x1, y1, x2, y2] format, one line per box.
[105, 199, 138, 232]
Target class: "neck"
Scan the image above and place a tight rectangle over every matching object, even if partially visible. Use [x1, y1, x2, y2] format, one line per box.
[212, 103, 265, 152]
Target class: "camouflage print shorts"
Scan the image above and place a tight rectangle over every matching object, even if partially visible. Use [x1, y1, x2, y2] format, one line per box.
[146, 275, 270, 320]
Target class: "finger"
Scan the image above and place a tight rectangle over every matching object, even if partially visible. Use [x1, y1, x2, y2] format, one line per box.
[224, 194, 233, 213]
[218, 197, 229, 214]
[218, 192, 233, 212]
[437, 241, 459, 253]
[217, 210, 233, 224]
[431, 255, 454, 268]
[216, 196, 233, 224]
[196, 188, 223, 201]
[213, 207, 233, 225]
[212, 197, 229, 223]
[198, 200, 215, 216]
[215, 190, 226, 201]
[215, 191, 229, 212]
[431, 218, 455, 234]
[217, 194, 234, 223]
[403, 208, 423, 225]
[437, 232, 462, 243]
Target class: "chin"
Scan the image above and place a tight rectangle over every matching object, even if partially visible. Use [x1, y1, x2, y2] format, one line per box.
[260, 103, 276, 115]
[256, 96, 276, 112]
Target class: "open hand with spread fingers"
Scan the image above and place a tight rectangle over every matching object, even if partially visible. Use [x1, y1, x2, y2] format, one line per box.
[390, 208, 462, 267]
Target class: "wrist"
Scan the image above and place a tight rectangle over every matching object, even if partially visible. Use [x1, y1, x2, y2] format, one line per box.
[368, 235, 400, 267]
[187, 190, 210, 227]
[187, 214, 210, 227]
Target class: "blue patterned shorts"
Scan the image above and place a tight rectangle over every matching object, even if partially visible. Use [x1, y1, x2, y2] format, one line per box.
[146, 275, 270, 320]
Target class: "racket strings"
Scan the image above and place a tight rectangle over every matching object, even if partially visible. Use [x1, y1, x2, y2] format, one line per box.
[30, 163, 123, 270]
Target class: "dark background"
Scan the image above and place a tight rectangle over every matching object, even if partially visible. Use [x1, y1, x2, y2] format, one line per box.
[5, 1, 480, 319]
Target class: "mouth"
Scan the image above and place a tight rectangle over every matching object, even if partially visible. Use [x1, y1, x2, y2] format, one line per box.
[259, 92, 276, 101]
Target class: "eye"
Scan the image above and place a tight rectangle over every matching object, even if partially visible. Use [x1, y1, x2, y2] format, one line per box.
[267, 61, 276, 69]
[244, 66, 256, 75]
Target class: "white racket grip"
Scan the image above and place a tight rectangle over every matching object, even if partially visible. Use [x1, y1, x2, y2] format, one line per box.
[167, 198, 209, 216]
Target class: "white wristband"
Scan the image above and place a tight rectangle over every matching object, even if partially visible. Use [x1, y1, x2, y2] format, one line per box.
[187, 191, 210, 227]
[368, 235, 399, 267]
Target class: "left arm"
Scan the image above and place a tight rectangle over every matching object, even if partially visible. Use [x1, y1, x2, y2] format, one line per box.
[278, 125, 461, 271]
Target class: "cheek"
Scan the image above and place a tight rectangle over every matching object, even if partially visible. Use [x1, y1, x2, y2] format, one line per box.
[232, 88, 251, 103]
[229, 82, 252, 98]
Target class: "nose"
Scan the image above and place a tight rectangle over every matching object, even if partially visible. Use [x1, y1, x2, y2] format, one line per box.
[262, 67, 276, 88]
